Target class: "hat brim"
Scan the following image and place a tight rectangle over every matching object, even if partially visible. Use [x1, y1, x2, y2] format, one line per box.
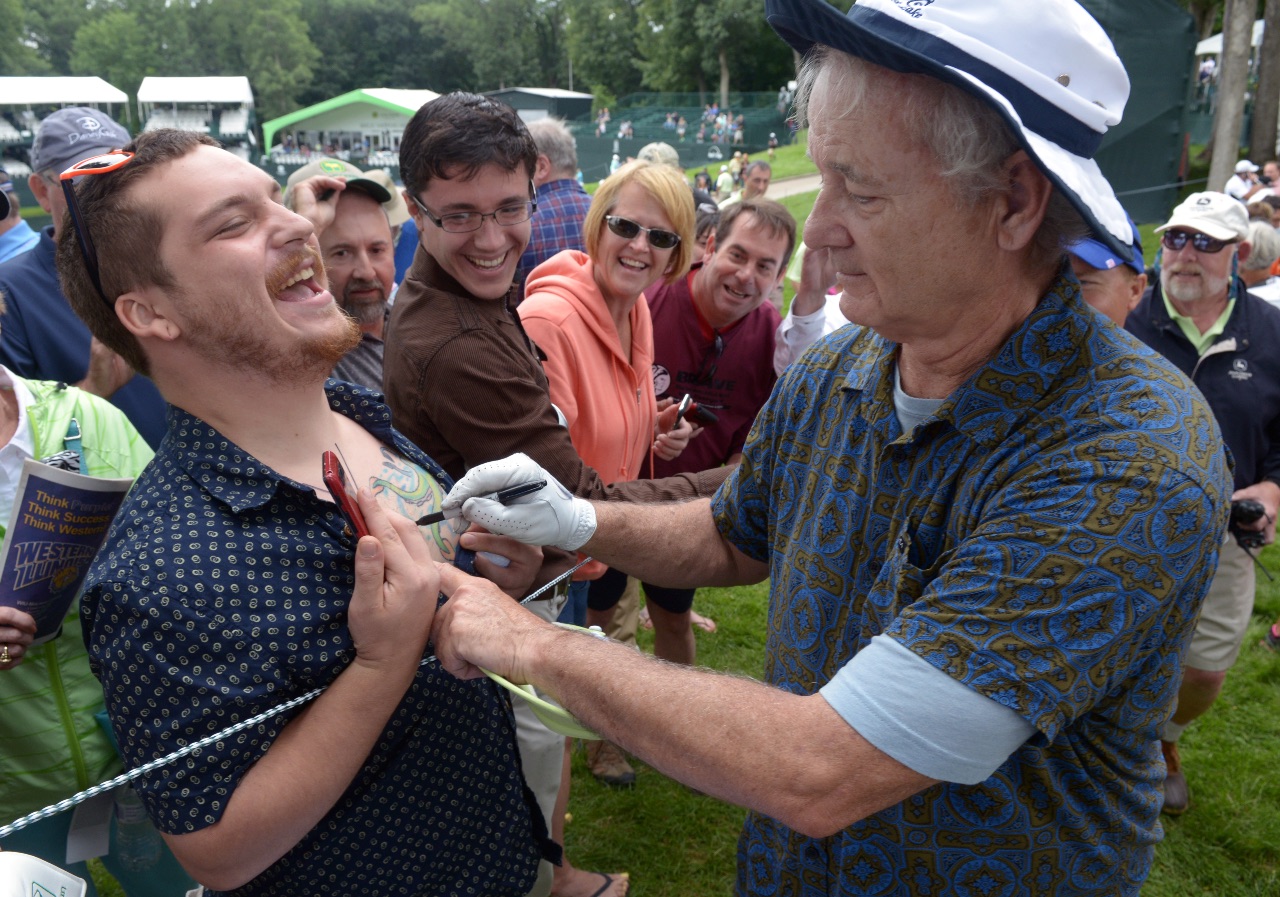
[1154, 219, 1241, 243]
[340, 177, 392, 204]
[765, 0, 1133, 262]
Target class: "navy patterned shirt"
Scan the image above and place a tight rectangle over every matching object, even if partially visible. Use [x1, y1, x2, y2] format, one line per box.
[713, 271, 1232, 897]
[81, 381, 542, 897]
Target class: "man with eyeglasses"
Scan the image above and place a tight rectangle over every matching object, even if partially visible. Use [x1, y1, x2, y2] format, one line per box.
[0, 107, 166, 447]
[382, 92, 724, 897]
[383, 93, 726, 503]
[1125, 191, 1280, 816]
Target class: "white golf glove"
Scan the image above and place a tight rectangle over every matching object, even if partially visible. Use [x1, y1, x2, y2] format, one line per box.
[444, 453, 597, 551]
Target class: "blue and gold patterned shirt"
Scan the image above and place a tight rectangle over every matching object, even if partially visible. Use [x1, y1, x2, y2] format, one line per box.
[81, 381, 542, 897]
[713, 271, 1231, 897]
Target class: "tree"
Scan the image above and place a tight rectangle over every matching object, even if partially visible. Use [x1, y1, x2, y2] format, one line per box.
[69, 10, 152, 128]
[693, 0, 757, 109]
[23, 0, 91, 75]
[409, 0, 563, 93]
[0, 0, 50, 75]
[298, 0, 431, 104]
[237, 0, 321, 121]
[1208, 0, 1255, 190]
[564, 0, 642, 98]
[185, 0, 319, 121]
[636, 0, 708, 97]
[1248, 0, 1280, 161]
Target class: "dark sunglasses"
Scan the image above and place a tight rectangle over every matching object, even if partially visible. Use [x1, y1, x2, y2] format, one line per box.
[605, 215, 681, 250]
[696, 332, 725, 385]
[60, 150, 136, 307]
[1160, 229, 1236, 254]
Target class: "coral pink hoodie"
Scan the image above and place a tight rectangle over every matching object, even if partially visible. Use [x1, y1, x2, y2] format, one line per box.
[520, 250, 657, 484]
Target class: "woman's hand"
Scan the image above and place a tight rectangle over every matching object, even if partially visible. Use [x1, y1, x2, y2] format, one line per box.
[0, 607, 38, 670]
[654, 401, 696, 461]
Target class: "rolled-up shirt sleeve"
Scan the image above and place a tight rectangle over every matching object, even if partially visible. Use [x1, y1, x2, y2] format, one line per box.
[820, 634, 1036, 784]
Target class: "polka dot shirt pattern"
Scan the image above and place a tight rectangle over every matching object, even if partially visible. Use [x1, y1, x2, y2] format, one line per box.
[81, 381, 542, 897]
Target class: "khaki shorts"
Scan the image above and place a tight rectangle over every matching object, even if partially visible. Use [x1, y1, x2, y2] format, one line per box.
[1185, 535, 1257, 672]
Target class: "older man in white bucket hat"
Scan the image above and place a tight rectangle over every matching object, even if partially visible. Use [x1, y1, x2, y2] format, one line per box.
[430, 2, 1232, 894]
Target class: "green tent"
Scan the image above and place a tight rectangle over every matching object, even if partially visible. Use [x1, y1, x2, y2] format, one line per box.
[1081, 0, 1198, 226]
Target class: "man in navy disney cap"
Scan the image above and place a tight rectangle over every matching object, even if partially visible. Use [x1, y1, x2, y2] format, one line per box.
[431, 2, 1232, 894]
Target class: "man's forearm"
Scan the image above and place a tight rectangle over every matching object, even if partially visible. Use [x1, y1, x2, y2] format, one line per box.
[519, 624, 934, 837]
[162, 659, 417, 890]
[584, 498, 766, 588]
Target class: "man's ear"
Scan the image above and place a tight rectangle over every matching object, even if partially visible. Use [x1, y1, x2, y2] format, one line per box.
[116, 287, 182, 342]
[403, 188, 423, 228]
[1128, 271, 1148, 312]
[702, 231, 717, 258]
[1236, 241, 1253, 266]
[534, 154, 553, 185]
[28, 173, 54, 215]
[994, 151, 1053, 253]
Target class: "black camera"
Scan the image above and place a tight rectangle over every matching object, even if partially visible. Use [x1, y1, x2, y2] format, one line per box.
[1229, 498, 1267, 549]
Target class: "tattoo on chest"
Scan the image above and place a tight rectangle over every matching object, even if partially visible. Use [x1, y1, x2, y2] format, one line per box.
[367, 447, 463, 559]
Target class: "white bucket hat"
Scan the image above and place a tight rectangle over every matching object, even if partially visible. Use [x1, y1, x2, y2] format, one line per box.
[766, 0, 1133, 259]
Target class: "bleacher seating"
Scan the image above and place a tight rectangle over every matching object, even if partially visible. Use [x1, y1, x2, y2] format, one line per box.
[1, 159, 31, 178]
[0, 119, 22, 144]
[143, 109, 210, 133]
[219, 108, 249, 138]
[365, 151, 398, 169]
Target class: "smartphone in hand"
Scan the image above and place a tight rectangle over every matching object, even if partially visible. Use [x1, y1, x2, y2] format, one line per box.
[675, 393, 694, 425]
[321, 450, 370, 539]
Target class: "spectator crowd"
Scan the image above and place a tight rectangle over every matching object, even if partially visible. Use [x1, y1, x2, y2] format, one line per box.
[0, 1, 1278, 896]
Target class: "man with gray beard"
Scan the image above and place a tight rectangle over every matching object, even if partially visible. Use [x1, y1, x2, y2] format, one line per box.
[1126, 191, 1280, 815]
[286, 159, 397, 390]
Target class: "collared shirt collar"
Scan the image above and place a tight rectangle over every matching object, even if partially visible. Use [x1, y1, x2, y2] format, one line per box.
[839, 264, 1090, 448]
[1160, 289, 1236, 355]
[166, 379, 444, 514]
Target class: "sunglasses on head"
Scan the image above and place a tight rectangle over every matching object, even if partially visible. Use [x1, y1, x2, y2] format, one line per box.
[60, 150, 136, 307]
[1160, 229, 1235, 254]
[605, 215, 681, 250]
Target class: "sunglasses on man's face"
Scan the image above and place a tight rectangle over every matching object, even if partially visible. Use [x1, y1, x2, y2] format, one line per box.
[60, 150, 136, 308]
[605, 215, 681, 250]
[1160, 229, 1236, 254]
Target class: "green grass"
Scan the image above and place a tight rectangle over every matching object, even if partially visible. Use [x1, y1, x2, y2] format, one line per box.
[762, 132, 814, 180]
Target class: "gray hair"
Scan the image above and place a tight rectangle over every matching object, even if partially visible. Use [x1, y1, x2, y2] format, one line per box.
[794, 47, 1087, 270]
[527, 117, 578, 177]
[1244, 221, 1280, 271]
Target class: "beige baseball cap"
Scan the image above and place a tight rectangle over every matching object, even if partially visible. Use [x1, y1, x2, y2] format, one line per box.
[362, 168, 411, 228]
[283, 157, 391, 209]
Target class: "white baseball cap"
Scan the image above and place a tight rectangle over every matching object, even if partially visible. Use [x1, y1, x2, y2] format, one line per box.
[1235, 159, 1260, 174]
[1154, 192, 1249, 243]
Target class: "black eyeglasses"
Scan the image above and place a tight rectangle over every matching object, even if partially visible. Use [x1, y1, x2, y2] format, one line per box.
[59, 150, 136, 307]
[696, 333, 724, 385]
[1160, 229, 1236, 254]
[410, 181, 536, 233]
[605, 215, 681, 250]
